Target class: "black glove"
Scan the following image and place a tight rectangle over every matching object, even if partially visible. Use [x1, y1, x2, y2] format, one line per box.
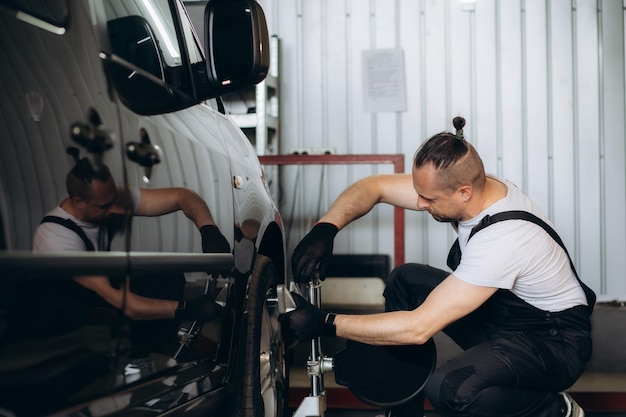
[175, 296, 222, 321]
[200, 224, 231, 253]
[278, 292, 336, 343]
[291, 222, 338, 283]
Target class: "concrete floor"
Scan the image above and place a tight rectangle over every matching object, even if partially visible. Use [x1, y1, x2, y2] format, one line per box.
[290, 302, 626, 417]
[323, 410, 626, 417]
[289, 367, 626, 417]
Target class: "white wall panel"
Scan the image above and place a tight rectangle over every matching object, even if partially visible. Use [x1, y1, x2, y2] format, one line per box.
[256, 0, 626, 300]
[524, 0, 550, 216]
[344, 2, 375, 256]
[398, 0, 426, 262]
[474, 0, 499, 174]
[449, 1, 473, 122]
[601, 0, 626, 296]
[498, 2, 525, 187]
[549, 0, 577, 258]
[575, 0, 602, 292]
[326, 1, 349, 152]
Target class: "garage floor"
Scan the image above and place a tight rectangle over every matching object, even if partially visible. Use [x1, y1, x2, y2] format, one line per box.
[289, 303, 626, 417]
[289, 368, 626, 417]
[321, 411, 626, 417]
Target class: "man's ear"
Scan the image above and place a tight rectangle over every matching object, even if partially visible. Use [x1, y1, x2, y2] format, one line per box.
[71, 196, 86, 210]
[459, 186, 472, 202]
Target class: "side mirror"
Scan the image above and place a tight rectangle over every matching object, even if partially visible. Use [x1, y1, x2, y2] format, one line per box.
[204, 0, 270, 94]
[102, 0, 270, 116]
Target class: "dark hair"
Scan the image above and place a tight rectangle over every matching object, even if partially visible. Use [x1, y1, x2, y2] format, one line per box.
[66, 147, 112, 199]
[413, 117, 485, 192]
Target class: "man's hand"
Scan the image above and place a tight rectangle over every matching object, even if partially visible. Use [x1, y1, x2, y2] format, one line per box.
[278, 292, 336, 343]
[200, 225, 230, 253]
[291, 222, 338, 283]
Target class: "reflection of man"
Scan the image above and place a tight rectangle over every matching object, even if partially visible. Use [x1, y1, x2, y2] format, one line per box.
[281, 118, 593, 417]
[33, 149, 229, 322]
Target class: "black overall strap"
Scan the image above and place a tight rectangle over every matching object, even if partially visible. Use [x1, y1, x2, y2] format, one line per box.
[40, 216, 96, 251]
[466, 210, 596, 313]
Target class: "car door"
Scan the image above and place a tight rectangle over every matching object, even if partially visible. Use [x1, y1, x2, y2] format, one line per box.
[0, 0, 236, 415]
[0, 1, 140, 414]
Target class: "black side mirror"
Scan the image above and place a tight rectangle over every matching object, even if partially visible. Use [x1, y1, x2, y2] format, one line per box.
[107, 16, 165, 82]
[204, 0, 270, 94]
[102, 0, 270, 116]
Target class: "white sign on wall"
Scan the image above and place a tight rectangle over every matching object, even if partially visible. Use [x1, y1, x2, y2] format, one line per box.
[362, 48, 407, 113]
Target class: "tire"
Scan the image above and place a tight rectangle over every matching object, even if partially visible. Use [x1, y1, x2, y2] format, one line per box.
[238, 254, 289, 417]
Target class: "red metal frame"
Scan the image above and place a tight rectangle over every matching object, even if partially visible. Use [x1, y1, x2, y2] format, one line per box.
[258, 154, 405, 266]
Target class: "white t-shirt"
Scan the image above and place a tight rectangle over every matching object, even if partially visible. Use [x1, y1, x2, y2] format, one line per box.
[33, 187, 140, 252]
[452, 176, 587, 312]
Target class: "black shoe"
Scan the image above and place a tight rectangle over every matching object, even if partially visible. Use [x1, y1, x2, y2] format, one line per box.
[562, 392, 585, 417]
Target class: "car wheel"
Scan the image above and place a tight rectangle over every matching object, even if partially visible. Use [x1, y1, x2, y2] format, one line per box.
[239, 254, 289, 417]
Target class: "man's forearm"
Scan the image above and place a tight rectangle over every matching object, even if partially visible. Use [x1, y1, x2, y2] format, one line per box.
[123, 293, 178, 320]
[73, 276, 176, 320]
[135, 187, 215, 229]
[317, 176, 385, 230]
[334, 310, 432, 346]
[177, 188, 215, 229]
[318, 174, 418, 229]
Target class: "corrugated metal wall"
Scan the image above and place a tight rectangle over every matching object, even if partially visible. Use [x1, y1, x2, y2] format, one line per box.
[256, 0, 625, 300]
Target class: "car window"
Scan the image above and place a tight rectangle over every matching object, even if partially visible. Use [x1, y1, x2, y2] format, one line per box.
[177, 0, 204, 64]
[105, 0, 182, 66]
[103, 0, 204, 94]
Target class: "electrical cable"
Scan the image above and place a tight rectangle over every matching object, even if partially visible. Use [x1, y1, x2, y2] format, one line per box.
[285, 166, 301, 249]
[314, 165, 326, 222]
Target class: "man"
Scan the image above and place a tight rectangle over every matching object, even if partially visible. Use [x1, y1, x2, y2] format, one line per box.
[281, 117, 594, 417]
[32, 149, 229, 328]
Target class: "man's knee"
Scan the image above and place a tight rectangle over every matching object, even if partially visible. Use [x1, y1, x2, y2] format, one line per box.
[384, 263, 447, 311]
[425, 366, 476, 417]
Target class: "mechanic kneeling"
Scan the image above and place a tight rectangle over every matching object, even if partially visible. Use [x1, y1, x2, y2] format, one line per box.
[280, 117, 594, 417]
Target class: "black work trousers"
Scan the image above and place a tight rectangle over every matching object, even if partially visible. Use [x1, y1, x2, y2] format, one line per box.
[382, 263, 592, 417]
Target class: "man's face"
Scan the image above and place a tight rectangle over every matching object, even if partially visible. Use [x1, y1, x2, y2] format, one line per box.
[412, 164, 465, 223]
[78, 178, 119, 223]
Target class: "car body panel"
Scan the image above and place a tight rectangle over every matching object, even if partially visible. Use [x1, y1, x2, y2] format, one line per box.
[0, 1, 287, 416]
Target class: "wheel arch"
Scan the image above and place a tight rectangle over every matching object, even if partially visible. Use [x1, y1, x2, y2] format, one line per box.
[257, 221, 285, 283]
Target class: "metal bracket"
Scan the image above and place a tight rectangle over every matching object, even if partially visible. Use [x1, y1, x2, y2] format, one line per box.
[291, 278, 335, 417]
